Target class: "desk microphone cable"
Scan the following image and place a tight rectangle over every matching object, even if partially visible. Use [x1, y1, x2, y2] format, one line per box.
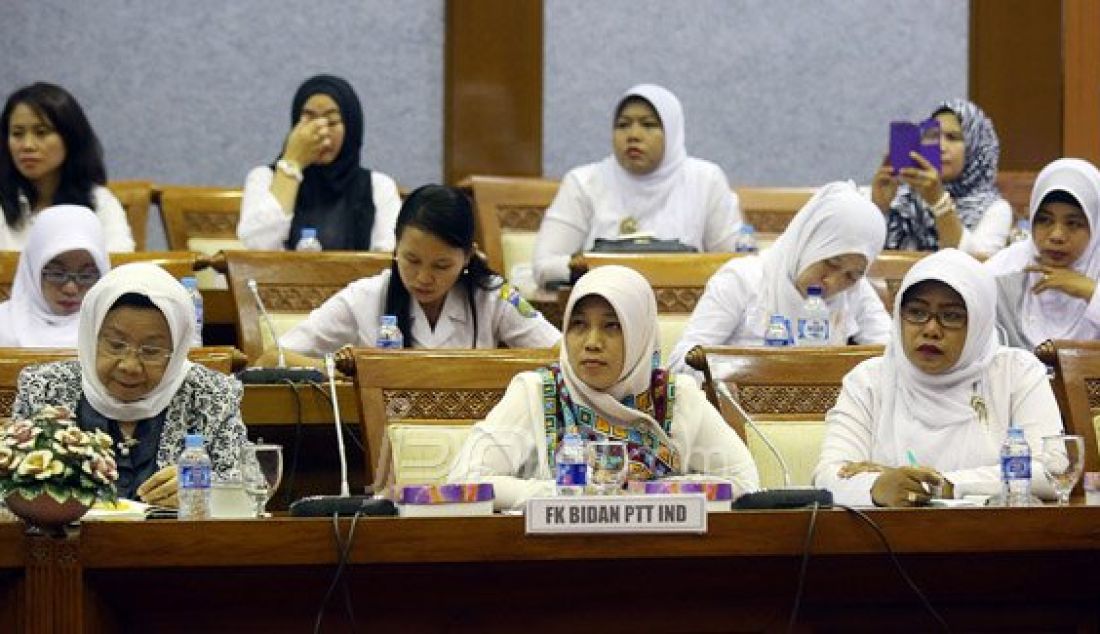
[314, 510, 363, 634]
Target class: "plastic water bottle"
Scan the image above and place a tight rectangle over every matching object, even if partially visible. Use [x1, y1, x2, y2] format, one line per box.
[295, 227, 323, 252]
[180, 277, 203, 347]
[1001, 426, 1032, 507]
[376, 314, 404, 349]
[797, 285, 830, 345]
[734, 224, 758, 254]
[764, 314, 791, 347]
[1008, 218, 1031, 244]
[178, 434, 212, 520]
[555, 427, 587, 496]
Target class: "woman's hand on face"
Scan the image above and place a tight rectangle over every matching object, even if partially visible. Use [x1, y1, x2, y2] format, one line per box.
[898, 152, 945, 208]
[871, 154, 899, 213]
[136, 464, 179, 508]
[283, 117, 332, 168]
[870, 466, 944, 507]
[1026, 264, 1098, 302]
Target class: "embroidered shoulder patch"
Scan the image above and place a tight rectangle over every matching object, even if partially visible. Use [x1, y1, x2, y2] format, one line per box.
[499, 282, 540, 318]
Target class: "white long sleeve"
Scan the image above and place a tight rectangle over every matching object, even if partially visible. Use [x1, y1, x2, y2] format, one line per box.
[92, 186, 135, 252]
[957, 198, 1012, 259]
[237, 166, 401, 250]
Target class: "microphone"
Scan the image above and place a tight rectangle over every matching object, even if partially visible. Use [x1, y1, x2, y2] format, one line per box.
[715, 382, 792, 487]
[289, 353, 393, 517]
[248, 278, 285, 368]
[693, 347, 832, 509]
[237, 278, 324, 384]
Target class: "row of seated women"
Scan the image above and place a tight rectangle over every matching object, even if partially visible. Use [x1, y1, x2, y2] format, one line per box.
[5, 76, 1010, 266]
[1, 158, 1091, 512]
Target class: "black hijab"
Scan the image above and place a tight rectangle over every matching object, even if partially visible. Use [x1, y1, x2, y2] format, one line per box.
[277, 75, 376, 250]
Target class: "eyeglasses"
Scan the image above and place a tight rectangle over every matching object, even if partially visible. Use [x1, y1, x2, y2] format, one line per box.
[97, 337, 173, 365]
[42, 268, 99, 287]
[899, 305, 968, 330]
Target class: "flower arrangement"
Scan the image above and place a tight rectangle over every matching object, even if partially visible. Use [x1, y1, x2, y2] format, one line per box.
[0, 405, 118, 507]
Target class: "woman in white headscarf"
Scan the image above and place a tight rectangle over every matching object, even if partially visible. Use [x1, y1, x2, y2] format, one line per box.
[668, 181, 891, 374]
[448, 265, 759, 510]
[984, 158, 1100, 350]
[532, 84, 743, 287]
[0, 204, 109, 346]
[12, 263, 246, 506]
[813, 249, 1062, 507]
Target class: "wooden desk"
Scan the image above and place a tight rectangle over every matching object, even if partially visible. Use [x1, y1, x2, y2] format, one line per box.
[8, 505, 1098, 632]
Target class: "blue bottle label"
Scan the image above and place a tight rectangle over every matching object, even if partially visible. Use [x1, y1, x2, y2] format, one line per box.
[180, 464, 211, 489]
[556, 462, 587, 486]
[1001, 455, 1031, 479]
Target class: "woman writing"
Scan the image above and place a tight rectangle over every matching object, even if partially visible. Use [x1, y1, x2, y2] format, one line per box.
[871, 99, 1011, 258]
[813, 249, 1061, 506]
[0, 82, 134, 251]
[267, 185, 561, 370]
[13, 263, 246, 506]
[532, 83, 742, 287]
[448, 265, 759, 511]
[238, 74, 401, 251]
[668, 181, 890, 374]
[0, 205, 109, 347]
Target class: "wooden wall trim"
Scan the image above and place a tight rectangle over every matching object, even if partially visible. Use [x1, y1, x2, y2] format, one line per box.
[444, 0, 543, 185]
[1062, 0, 1100, 164]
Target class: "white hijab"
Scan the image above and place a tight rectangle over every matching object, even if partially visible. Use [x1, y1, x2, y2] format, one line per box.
[0, 205, 109, 347]
[560, 265, 663, 429]
[991, 159, 1100, 343]
[873, 249, 1002, 470]
[756, 181, 886, 342]
[595, 84, 705, 244]
[78, 263, 195, 421]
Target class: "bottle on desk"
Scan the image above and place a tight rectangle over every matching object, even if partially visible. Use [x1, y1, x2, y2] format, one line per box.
[376, 314, 404, 349]
[734, 224, 758, 254]
[555, 426, 587, 496]
[764, 314, 791, 347]
[178, 434, 212, 520]
[295, 227, 323, 252]
[180, 276, 203, 347]
[797, 284, 830, 345]
[1001, 426, 1032, 507]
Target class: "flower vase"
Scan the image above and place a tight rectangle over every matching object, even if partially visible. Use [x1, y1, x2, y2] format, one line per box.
[4, 492, 89, 536]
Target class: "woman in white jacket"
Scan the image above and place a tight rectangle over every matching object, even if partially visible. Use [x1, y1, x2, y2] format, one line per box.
[448, 265, 759, 511]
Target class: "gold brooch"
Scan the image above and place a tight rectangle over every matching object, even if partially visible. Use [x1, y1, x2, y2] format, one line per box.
[619, 217, 638, 235]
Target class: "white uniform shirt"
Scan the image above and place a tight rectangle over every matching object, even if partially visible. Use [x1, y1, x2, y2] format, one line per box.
[447, 372, 760, 511]
[667, 256, 891, 373]
[237, 166, 402, 251]
[532, 161, 743, 286]
[0, 186, 134, 252]
[956, 197, 1013, 258]
[813, 349, 1062, 506]
[280, 269, 561, 355]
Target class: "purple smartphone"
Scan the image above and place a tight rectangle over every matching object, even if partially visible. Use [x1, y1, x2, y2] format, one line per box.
[889, 119, 941, 174]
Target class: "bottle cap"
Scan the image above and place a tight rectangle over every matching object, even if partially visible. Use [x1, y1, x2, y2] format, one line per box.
[740, 224, 755, 233]
[807, 284, 823, 297]
[180, 276, 197, 289]
[185, 433, 204, 448]
[769, 314, 786, 324]
[301, 228, 317, 239]
[381, 314, 398, 326]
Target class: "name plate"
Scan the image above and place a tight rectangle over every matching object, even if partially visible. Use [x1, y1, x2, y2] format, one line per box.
[525, 494, 707, 535]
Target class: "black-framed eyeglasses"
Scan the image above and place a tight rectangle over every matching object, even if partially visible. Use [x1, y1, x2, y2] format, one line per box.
[41, 268, 99, 287]
[899, 305, 968, 330]
[97, 337, 173, 365]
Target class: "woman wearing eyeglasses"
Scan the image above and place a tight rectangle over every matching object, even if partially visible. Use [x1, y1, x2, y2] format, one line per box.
[12, 263, 247, 507]
[237, 74, 402, 251]
[0, 205, 109, 346]
[813, 249, 1062, 507]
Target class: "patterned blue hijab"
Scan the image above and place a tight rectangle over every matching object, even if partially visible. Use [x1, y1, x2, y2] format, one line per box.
[885, 99, 1003, 251]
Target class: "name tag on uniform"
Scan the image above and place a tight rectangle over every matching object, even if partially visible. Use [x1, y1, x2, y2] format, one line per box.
[525, 495, 707, 534]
